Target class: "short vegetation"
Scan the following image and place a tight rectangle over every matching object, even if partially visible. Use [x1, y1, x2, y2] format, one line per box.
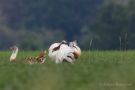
[0, 51, 135, 90]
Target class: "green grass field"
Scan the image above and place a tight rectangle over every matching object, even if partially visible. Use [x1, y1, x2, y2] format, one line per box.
[0, 51, 135, 90]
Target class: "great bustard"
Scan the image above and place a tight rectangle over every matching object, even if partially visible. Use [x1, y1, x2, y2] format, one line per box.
[48, 40, 81, 64]
[9, 45, 47, 64]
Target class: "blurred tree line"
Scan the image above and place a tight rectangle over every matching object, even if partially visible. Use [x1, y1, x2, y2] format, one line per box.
[0, 0, 135, 50]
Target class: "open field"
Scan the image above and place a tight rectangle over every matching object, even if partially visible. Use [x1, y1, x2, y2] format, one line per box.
[0, 51, 135, 90]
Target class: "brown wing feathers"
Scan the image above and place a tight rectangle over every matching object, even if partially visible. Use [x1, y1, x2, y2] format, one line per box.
[25, 51, 46, 64]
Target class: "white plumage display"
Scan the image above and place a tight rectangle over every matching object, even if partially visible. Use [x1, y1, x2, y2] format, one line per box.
[48, 40, 81, 64]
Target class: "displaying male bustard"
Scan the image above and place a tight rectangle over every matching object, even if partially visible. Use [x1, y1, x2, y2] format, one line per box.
[48, 40, 81, 64]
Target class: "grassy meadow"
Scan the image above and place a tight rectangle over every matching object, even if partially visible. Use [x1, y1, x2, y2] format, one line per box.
[0, 51, 135, 90]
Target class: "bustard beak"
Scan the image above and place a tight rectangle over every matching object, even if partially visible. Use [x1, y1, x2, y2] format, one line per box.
[9, 46, 18, 51]
[10, 47, 14, 51]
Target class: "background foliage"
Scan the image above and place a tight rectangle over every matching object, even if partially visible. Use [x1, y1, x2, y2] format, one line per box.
[0, 51, 135, 90]
[0, 0, 135, 50]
